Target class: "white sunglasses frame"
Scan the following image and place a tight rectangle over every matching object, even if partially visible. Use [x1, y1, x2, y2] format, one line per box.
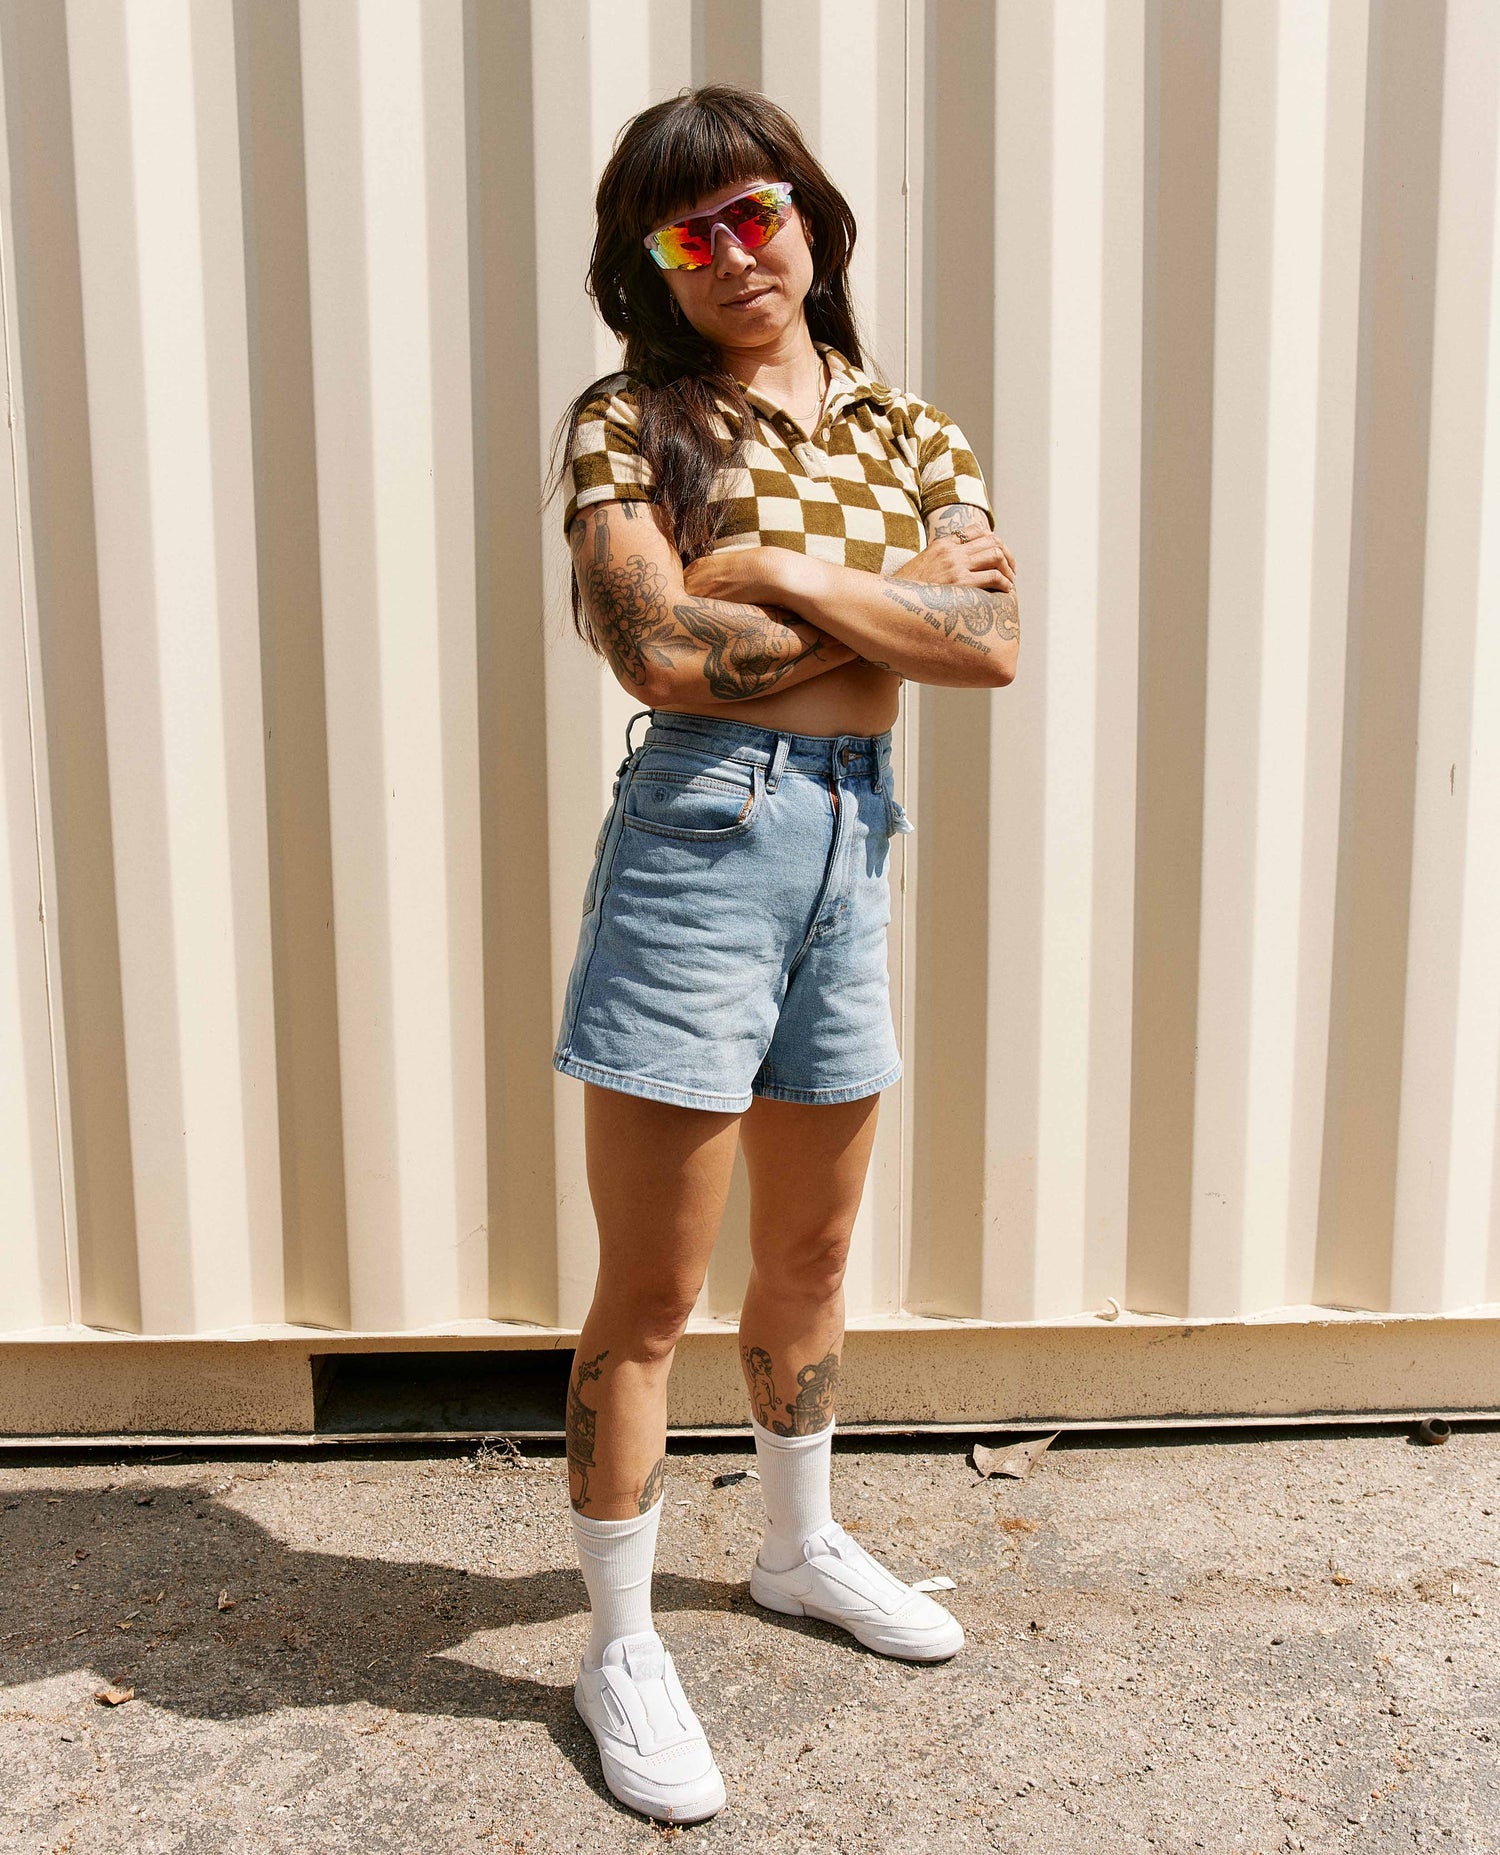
[643, 181, 796, 271]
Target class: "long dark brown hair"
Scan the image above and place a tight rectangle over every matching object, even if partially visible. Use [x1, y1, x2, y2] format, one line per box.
[542, 84, 871, 657]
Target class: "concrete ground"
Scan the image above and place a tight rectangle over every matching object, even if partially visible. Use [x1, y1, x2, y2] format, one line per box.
[0, 1422, 1496, 1853]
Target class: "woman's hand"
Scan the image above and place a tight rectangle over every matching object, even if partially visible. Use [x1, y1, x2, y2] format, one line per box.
[680, 545, 799, 607]
[890, 526, 1016, 594]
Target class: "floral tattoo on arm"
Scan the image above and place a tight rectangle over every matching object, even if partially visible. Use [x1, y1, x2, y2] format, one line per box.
[570, 506, 839, 700]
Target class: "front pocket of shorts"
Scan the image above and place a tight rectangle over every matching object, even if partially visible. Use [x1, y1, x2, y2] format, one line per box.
[623, 751, 762, 840]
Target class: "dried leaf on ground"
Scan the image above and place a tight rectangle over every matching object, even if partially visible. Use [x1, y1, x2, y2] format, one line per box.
[972, 1433, 1061, 1481]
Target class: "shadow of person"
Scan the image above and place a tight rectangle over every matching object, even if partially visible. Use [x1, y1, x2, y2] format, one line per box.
[0, 1480, 754, 1809]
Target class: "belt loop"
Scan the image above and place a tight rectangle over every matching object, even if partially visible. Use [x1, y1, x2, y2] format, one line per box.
[620, 706, 653, 773]
[765, 732, 791, 793]
[875, 732, 893, 794]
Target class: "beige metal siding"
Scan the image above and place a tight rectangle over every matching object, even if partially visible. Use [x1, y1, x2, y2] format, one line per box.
[0, 2, 1495, 1424]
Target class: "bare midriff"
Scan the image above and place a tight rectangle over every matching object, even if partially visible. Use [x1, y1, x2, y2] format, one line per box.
[650, 658, 901, 738]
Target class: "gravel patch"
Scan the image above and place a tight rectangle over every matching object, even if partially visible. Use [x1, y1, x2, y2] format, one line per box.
[0, 1423, 1495, 1851]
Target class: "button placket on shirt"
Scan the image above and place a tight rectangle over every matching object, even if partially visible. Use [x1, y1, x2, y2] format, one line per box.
[719, 345, 918, 554]
[793, 436, 828, 479]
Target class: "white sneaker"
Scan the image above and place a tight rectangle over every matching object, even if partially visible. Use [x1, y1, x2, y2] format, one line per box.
[749, 1519, 965, 1662]
[572, 1628, 727, 1824]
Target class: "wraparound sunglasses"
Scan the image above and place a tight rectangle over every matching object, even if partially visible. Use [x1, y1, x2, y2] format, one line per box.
[643, 180, 796, 271]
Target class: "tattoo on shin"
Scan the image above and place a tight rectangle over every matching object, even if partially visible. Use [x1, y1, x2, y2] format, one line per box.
[740, 1342, 840, 1435]
[566, 1347, 608, 1512]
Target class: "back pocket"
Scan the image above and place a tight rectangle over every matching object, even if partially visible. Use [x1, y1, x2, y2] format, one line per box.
[623, 744, 763, 840]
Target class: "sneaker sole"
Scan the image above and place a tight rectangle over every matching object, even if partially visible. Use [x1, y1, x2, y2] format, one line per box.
[572, 1686, 727, 1824]
[748, 1565, 965, 1663]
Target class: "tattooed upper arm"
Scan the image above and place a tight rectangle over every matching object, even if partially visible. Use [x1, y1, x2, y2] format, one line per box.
[924, 501, 994, 544]
[567, 499, 688, 698]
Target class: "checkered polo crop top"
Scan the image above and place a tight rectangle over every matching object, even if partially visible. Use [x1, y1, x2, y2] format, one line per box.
[562, 340, 994, 577]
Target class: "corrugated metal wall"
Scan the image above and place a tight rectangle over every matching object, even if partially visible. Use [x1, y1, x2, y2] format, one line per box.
[1, 2, 1496, 1413]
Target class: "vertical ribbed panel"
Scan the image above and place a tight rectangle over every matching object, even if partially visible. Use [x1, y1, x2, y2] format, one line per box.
[300, 0, 488, 1331]
[1191, 1, 1367, 1316]
[1392, 0, 1500, 1313]
[533, 0, 658, 1330]
[0, 85, 68, 1328]
[64, 0, 284, 1334]
[0, 0, 1495, 1358]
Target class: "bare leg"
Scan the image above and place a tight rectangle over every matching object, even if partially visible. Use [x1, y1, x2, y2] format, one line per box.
[733, 1090, 966, 1660]
[567, 1082, 741, 1518]
[735, 1093, 881, 1432]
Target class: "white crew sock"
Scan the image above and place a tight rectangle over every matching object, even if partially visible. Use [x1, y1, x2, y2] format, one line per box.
[749, 1412, 836, 1572]
[570, 1493, 664, 1668]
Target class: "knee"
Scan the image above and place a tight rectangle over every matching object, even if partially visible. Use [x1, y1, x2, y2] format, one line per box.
[754, 1232, 851, 1303]
[594, 1279, 702, 1362]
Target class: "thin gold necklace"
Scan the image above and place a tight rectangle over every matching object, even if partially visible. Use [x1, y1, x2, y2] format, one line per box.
[734, 352, 832, 431]
[791, 353, 831, 431]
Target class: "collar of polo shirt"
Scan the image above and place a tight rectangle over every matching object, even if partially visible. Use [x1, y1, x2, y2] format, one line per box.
[723, 341, 895, 435]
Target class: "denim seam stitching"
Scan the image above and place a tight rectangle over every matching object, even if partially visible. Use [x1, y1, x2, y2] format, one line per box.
[752, 1059, 903, 1103]
[632, 770, 753, 796]
[552, 1051, 753, 1109]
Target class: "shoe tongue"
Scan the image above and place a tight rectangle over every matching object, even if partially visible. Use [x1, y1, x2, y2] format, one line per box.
[604, 1630, 666, 1681]
[804, 1521, 849, 1562]
[603, 1631, 684, 1750]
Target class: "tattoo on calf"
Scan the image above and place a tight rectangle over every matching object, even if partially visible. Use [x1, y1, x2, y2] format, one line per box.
[566, 1347, 608, 1512]
[639, 1454, 667, 1512]
[741, 1342, 840, 1435]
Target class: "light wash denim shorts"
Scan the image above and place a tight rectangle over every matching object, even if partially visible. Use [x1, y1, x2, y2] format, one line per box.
[553, 707, 916, 1112]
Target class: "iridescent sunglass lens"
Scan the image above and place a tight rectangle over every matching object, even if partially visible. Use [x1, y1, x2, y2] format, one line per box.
[653, 225, 712, 268]
[725, 191, 781, 240]
[647, 184, 791, 270]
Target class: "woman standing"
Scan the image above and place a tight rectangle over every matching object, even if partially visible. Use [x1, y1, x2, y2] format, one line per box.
[545, 84, 1018, 1824]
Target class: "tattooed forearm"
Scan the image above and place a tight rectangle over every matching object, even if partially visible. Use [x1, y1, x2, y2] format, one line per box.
[671, 599, 835, 699]
[740, 1342, 840, 1436]
[570, 507, 852, 700]
[879, 579, 1003, 643]
[566, 1346, 608, 1512]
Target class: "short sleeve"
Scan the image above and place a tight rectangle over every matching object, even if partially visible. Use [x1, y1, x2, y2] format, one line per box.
[562, 385, 658, 540]
[912, 404, 994, 528]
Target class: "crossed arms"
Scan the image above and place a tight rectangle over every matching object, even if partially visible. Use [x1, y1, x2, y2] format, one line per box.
[567, 497, 1019, 707]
